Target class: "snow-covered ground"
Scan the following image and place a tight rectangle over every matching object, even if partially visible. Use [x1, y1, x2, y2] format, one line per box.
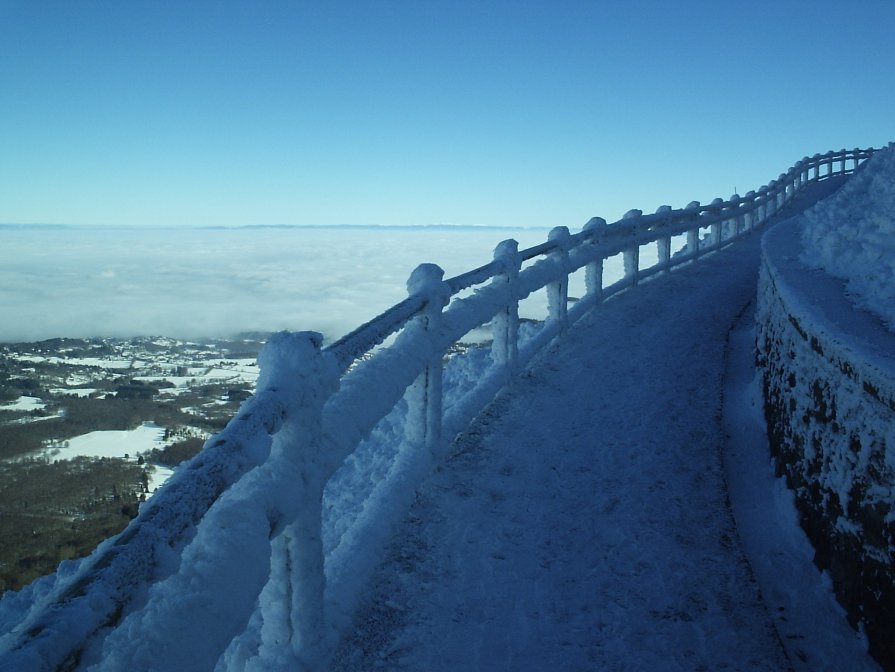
[330, 179, 879, 671]
[0, 396, 45, 412]
[42, 422, 174, 494]
[801, 144, 895, 330]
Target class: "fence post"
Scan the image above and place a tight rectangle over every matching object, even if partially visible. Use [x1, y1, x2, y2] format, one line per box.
[547, 226, 571, 331]
[253, 331, 340, 670]
[708, 198, 723, 248]
[622, 210, 642, 284]
[655, 205, 672, 270]
[405, 263, 449, 455]
[725, 195, 740, 240]
[491, 239, 520, 377]
[744, 191, 756, 230]
[583, 217, 607, 302]
[685, 201, 701, 259]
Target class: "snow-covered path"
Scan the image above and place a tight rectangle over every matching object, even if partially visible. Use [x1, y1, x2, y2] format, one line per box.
[332, 180, 873, 671]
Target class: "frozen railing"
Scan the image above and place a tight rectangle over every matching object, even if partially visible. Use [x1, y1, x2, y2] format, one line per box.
[0, 147, 875, 671]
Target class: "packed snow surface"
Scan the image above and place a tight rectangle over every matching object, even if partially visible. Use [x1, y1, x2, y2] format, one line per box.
[801, 145, 895, 330]
[331, 180, 876, 671]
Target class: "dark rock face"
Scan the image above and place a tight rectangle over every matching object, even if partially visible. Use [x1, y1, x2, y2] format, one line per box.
[757, 249, 895, 671]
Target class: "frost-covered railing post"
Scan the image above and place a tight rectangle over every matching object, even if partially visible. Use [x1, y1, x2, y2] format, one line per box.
[655, 205, 673, 271]
[256, 331, 340, 670]
[583, 217, 607, 300]
[707, 198, 723, 248]
[491, 239, 521, 379]
[621, 210, 641, 284]
[825, 151, 835, 177]
[723, 195, 740, 240]
[744, 191, 756, 230]
[405, 264, 449, 454]
[767, 181, 778, 218]
[757, 186, 768, 225]
[774, 178, 783, 212]
[810, 153, 820, 180]
[685, 201, 701, 259]
[546, 226, 571, 330]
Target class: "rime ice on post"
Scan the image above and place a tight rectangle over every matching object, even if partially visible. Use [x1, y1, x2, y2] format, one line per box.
[405, 263, 449, 454]
[256, 330, 340, 670]
[622, 210, 642, 284]
[707, 198, 724, 248]
[744, 191, 756, 230]
[583, 217, 607, 301]
[547, 226, 571, 330]
[491, 239, 520, 377]
[685, 201, 701, 259]
[725, 194, 742, 238]
[654, 206, 672, 271]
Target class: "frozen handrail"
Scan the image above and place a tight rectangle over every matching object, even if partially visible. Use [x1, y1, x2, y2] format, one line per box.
[0, 146, 877, 672]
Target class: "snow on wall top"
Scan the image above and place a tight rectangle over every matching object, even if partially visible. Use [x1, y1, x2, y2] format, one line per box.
[801, 145, 895, 331]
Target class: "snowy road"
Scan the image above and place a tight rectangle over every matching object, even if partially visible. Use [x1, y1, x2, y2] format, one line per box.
[332, 180, 877, 671]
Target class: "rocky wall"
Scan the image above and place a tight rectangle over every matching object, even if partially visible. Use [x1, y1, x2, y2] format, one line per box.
[757, 219, 895, 670]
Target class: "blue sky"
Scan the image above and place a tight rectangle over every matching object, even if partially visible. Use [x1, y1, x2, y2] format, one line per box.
[1, 0, 893, 228]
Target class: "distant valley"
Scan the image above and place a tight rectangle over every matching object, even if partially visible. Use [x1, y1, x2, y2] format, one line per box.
[0, 334, 267, 591]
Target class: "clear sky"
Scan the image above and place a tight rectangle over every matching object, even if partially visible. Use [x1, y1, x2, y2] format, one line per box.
[1, 0, 893, 228]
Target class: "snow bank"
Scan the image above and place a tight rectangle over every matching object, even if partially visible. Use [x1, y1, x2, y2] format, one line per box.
[801, 144, 895, 331]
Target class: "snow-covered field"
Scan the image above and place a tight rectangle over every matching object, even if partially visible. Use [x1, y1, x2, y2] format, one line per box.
[43, 423, 173, 494]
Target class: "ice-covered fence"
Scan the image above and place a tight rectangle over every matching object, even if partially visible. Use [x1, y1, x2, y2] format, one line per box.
[0, 147, 875, 672]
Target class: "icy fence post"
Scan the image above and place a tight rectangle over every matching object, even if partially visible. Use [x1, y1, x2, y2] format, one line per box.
[757, 186, 768, 224]
[405, 263, 449, 454]
[800, 156, 810, 185]
[744, 191, 756, 230]
[655, 206, 672, 270]
[685, 201, 701, 259]
[547, 226, 571, 330]
[621, 210, 641, 284]
[766, 181, 778, 218]
[255, 331, 340, 669]
[708, 198, 723, 248]
[583, 217, 607, 301]
[811, 153, 822, 180]
[824, 150, 835, 177]
[491, 239, 521, 377]
[725, 195, 741, 240]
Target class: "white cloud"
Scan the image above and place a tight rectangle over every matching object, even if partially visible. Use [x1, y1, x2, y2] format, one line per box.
[1, 226, 572, 343]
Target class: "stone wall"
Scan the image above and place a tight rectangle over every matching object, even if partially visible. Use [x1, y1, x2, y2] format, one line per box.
[757, 219, 895, 671]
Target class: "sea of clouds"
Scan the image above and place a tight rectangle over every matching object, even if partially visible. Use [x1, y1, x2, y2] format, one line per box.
[0, 225, 604, 344]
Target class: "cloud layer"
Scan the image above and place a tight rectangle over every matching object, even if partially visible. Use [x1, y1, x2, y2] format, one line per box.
[1, 226, 583, 343]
